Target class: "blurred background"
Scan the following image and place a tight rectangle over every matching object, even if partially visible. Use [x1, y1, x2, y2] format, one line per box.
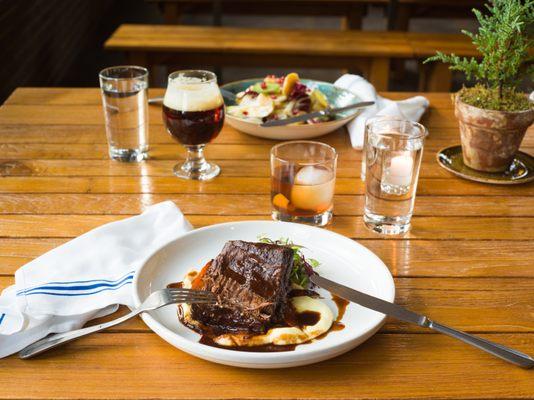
[0, 0, 484, 103]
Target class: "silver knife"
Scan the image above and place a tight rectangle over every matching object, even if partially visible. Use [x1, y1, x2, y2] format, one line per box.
[311, 274, 534, 369]
[260, 101, 375, 127]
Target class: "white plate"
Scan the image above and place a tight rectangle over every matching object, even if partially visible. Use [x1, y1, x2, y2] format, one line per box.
[221, 78, 361, 140]
[225, 113, 357, 140]
[133, 221, 395, 369]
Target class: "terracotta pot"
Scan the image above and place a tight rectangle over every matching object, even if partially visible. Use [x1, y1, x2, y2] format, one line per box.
[454, 95, 534, 172]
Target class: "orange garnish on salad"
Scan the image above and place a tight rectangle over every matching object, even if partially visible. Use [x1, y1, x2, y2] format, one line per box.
[282, 73, 300, 96]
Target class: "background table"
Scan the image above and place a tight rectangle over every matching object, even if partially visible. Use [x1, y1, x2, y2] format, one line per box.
[0, 88, 533, 399]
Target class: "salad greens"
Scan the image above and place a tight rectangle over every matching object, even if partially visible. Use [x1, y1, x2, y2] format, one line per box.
[226, 73, 331, 124]
[257, 236, 319, 288]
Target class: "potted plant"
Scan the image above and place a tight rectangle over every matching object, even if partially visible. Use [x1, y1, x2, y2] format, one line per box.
[425, 0, 533, 172]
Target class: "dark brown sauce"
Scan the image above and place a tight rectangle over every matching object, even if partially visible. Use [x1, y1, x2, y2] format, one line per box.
[275, 303, 321, 329]
[167, 281, 183, 289]
[199, 335, 296, 352]
[332, 294, 349, 321]
[295, 311, 321, 327]
[168, 280, 349, 351]
[312, 293, 348, 341]
[331, 322, 345, 331]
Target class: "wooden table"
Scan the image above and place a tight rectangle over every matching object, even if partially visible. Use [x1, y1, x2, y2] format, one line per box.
[0, 88, 533, 399]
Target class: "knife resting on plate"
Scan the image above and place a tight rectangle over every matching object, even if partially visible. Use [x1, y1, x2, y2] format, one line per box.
[260, 101, 375, 127]
[311, 274, 534, 369]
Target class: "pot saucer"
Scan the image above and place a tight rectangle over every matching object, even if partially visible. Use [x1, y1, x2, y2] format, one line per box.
[437, 145, 534, 185]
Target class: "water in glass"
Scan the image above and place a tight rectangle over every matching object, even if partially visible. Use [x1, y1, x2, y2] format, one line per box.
[363, 119, 427, 235]
[100, 66, 149, 162]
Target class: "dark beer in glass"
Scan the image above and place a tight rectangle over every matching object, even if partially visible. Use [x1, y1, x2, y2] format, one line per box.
[162, 70, 224, 180]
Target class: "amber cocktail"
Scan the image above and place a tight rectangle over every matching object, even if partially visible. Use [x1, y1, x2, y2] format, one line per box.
[270, 141, 337, 226]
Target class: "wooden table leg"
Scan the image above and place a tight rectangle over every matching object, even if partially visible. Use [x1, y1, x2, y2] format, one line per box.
[342, 4, 365, 30]
[368, 58, 390, 91]
[128, 51, 148, 68]
[127, 51, 157, 85]
[425, 63, 452, 92]
[389, 3, 411, 82]
[162, 2, 181, 24]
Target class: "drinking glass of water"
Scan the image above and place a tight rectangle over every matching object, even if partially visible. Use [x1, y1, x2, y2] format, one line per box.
[271, 141, 337, 227]
[99, 66, 149, 162]
[363, 118, 427, 235]
[361, 116, 405, 182]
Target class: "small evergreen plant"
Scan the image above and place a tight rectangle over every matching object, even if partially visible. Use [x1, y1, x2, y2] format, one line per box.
[424, 0, 533, 112]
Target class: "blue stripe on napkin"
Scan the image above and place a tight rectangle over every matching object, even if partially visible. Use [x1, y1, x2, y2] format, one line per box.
[17, 271, 135, 297]
[0, 313, 5, 325]
[23, 279, 133, 297]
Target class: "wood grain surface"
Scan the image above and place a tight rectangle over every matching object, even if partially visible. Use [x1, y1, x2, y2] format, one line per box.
[104, 24, 476, 58]
[0, 88, 532, 399]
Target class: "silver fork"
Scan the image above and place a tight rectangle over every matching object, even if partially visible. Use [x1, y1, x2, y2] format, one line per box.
[19, 288, 216, 359]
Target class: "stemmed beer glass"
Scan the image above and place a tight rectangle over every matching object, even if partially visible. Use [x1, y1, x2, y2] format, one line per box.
[162, 70, 224, 180]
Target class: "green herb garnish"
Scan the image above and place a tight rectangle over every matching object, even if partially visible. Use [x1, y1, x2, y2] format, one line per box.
[258, 235, 319, 288]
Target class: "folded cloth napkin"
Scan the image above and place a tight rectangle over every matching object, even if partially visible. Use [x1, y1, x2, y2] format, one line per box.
[334, 74, 430, 148]
[0, 201, 192, 358]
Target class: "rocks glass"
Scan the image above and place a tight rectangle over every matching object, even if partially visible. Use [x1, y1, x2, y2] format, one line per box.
[363, 118, 427, 234]
[99, 66, 149, 162]
[271, 141, 337, 227]
[162, 70, 224, 181]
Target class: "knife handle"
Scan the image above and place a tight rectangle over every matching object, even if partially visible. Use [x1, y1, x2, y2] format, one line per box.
[428, 320, 534, 369]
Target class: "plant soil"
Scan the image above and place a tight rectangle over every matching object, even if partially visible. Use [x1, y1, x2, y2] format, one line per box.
[458, 85, 532, 112]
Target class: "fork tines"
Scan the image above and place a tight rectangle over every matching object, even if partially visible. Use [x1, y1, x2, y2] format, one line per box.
[166, 288, 216, 304]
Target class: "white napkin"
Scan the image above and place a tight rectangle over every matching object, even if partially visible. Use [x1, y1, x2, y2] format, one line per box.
[334, 74, 430, 148]
[0, 201, 192, 358]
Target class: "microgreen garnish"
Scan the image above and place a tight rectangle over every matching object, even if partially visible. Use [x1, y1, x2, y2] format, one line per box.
[258, 235, 319, 288]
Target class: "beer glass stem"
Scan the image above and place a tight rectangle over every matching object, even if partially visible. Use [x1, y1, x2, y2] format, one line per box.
[173, 143, 220, 180]
[184, 145, 208, 172]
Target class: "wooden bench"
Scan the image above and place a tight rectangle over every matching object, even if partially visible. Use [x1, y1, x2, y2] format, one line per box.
[148, 0, 483, 29]
[148, 0, 372, 28]
[104, 24, 476, 91]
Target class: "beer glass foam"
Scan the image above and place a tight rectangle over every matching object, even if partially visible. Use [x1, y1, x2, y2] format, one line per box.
[163, 75, 223, 112]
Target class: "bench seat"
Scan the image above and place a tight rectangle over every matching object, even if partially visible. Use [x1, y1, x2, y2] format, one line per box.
[105, 24, 476, 90]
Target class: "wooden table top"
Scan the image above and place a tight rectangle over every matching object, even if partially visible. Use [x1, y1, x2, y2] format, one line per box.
[0, 88, 532, 399]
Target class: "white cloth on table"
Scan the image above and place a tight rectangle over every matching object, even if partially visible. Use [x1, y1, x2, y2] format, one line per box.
[0, 201, 192, 358]
[334, 74, 429, 148]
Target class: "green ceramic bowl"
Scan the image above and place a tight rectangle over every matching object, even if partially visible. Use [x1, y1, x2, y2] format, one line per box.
[221, 78, 361, 140]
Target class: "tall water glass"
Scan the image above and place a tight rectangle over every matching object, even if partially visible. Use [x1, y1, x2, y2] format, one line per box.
[162, 70, 224, 181]
[271, 141, 337, 227]
[99, 66, 149, 162]
[361, 116, 405, 182]
[364, 119, 427, 234]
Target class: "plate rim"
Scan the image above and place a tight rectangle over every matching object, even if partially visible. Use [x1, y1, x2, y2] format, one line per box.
[132, 220, 395, 367]
[436, 145, 534, 185]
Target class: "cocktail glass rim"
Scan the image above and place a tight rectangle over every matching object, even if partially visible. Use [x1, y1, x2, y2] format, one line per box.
[270, 140, 338, 165]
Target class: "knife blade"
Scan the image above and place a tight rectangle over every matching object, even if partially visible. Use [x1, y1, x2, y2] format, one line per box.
[310, 274, 427, 326]
[260, 101, 375, 127]
[311, 274, 534, 368]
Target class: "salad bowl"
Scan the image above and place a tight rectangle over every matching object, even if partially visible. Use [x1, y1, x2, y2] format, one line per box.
[221, 78, 361, 140]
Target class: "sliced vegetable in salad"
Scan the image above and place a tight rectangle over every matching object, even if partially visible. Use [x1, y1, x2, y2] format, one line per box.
[227, 73, 331, 125]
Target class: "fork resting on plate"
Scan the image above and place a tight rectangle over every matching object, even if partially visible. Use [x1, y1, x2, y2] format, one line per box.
[19, 288, 216, 359]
